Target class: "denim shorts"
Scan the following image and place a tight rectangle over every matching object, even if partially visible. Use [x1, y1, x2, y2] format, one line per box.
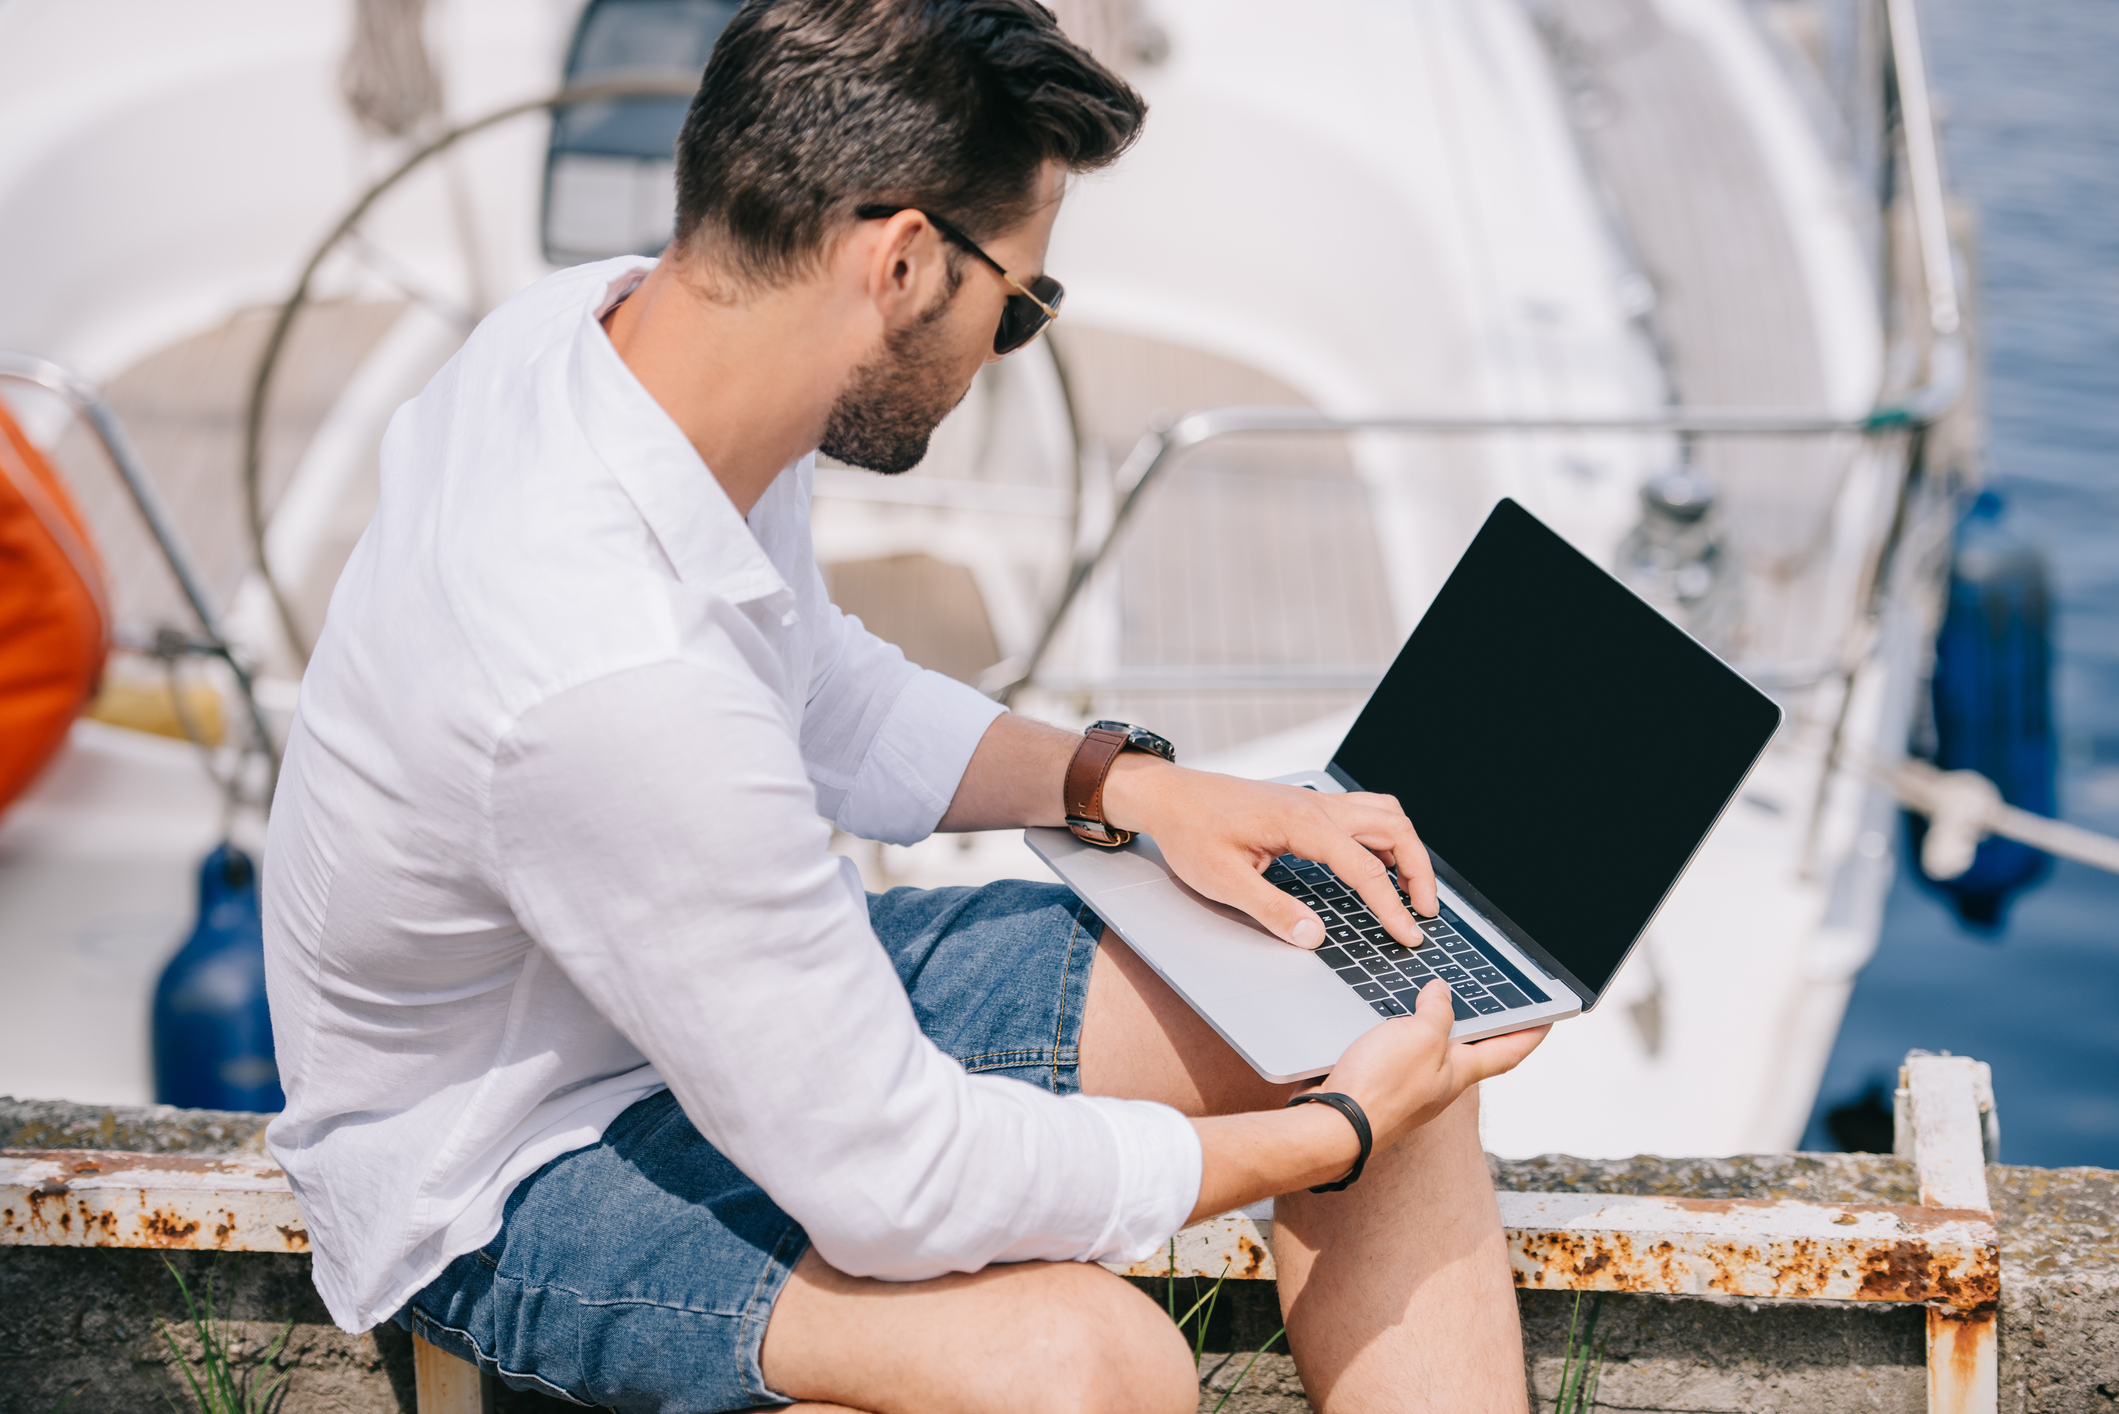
[395, 881, 1103, 1412]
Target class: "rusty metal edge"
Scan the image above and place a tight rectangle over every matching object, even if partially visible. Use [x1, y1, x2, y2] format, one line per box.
[1103, 1200, 1996, 1312]
[1, 1150, 309, 1253]
[5, 1150, 1996, 1307]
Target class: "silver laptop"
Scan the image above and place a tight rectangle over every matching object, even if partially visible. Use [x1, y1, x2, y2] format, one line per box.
[1028, 498, 1783, 1083]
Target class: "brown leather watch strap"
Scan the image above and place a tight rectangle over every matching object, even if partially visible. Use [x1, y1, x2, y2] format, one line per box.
[1064, 727, 1134, 846]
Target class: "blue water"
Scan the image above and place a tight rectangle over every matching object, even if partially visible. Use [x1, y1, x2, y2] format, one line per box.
[1801, 0, 2119, 1167]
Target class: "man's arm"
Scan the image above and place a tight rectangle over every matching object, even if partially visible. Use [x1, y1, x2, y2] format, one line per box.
[940, 712, 1441, 947]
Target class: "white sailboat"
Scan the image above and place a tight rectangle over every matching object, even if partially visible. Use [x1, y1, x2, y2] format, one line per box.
[0, 0, 1975, 1160]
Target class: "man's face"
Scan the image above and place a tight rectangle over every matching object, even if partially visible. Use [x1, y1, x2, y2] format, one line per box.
[816, 278, 973, 475]
[819, 164, 1064, 476]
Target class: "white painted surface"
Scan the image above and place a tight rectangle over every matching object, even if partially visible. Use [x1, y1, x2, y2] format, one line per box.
[0, 723, 223, 1105]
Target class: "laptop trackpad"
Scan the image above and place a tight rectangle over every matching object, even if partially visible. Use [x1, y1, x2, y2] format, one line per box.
[1098, 876, 1336, 999]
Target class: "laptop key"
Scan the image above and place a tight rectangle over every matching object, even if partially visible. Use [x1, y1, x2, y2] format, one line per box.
[1326, 924, 1360, 943]
[1316, 945, 1353, 968]
[1338, 908, 1380, 929]
[1333, 966, 1369, 986]
[1371, 998, 1408, 1017]
[1433, 964, 1471, 983]
[1487, 982, 1530, 1008]
[1360, 958, 1400, 978]
[1345, 940, 1378, 958]
[1387, 988, 1424, 1010]
[1352, 982, 1388, 1000]
[1380, 943, 1415, 961]
[1470, 966, 1506, 985]
[1469, 993, 1507, 1015]
[1450, 993, 1477, 1022]
[1360, 929, 1394, 947]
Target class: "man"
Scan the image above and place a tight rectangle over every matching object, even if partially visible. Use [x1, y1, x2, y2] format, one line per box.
[264, 2, 1548, 1410]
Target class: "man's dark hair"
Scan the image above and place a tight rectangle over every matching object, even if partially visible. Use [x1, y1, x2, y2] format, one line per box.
[673, 0, 1145, 289]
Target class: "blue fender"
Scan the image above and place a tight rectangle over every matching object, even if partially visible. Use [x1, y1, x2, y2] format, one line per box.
[152, 843, 284, 1112]
[1910, 492, 2056, 930]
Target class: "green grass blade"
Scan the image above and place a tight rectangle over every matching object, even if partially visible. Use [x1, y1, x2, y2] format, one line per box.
[1166, 1239, 1178, 1319]
[1193, 1271, 1227, 1366]
[1555, 1290, 1582, 1412]
[1207, 1326, 1285, 1414]
[1170, 1267, 1227, 1332]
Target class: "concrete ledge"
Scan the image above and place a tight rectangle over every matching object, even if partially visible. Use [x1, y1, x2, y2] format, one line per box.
[3, 1096, 2112, 1413]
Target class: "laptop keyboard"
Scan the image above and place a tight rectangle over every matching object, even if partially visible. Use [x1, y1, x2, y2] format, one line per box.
[1261, 855, 1550, 1022]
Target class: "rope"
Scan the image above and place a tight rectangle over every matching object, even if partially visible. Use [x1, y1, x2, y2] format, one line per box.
[341, 0, 442, 139]
[1869, 756, 2119, 878]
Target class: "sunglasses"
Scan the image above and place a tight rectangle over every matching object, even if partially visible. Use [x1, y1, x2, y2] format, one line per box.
[854, 204, 1064, 355]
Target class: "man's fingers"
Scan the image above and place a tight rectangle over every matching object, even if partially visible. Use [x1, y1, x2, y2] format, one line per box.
[1410, 977, 1458, 1035]
[1339, 795, 1437, 917]
[1208, 860, 1326, 948]
[1458, 1022, 1551, 1082]
[1393, 843, 1439, 919]
[1291, 819, 1420, 945]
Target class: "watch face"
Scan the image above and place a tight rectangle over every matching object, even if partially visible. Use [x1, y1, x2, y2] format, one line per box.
[1090, 720, 1176, 763]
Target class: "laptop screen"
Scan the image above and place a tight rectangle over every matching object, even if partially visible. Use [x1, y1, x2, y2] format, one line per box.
[1329, 498, 1781, 1003]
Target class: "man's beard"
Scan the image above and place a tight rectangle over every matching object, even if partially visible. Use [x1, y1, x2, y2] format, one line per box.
[818, 295, 972, 476]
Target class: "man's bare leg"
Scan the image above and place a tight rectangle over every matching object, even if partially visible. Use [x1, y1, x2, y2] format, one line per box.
[1080, 936, 1527, 1414]
[760, 933, 1523, 1413]
[762, 1252, 1196, 1414]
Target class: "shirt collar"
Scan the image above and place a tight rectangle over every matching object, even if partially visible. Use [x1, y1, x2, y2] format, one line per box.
[570, 261, 793, 607]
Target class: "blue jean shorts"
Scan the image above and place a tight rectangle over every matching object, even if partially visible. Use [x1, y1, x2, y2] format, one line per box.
[395, 881, 1103, 1412]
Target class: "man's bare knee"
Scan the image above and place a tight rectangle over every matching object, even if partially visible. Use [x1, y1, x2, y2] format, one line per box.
[996, 1265, 1195, 1414]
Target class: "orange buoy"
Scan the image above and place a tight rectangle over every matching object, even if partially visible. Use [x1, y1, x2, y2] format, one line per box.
[0, 398, 107, 812]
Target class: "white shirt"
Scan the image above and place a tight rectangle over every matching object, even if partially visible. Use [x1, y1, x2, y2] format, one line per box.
[263, 258, 1203, 1333]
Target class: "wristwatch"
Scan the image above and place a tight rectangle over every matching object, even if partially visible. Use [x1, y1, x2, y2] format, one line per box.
[1064, 720, 1176, 847]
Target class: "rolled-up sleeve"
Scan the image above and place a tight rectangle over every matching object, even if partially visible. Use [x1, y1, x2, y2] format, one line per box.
[491, 656, 1200, 1280]
[797, 587, 1005, 845]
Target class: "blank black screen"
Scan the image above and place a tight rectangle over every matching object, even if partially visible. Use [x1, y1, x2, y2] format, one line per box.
[1332, 499, 1780, 999]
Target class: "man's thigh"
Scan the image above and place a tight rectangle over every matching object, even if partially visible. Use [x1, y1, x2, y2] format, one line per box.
[1077, 928, 1299, 1114]
[754, 898, 1293, 1413]
[759, 1247, 1196, 1414]
[867, 879, 1291, 1117]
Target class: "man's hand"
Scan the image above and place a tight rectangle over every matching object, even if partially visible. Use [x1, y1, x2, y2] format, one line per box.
[1103, 756, 1438, 950]
[1188, 981, 1547, 1220]
[937, 714, 1436, 951]
[1323, 980, 1547, 1150]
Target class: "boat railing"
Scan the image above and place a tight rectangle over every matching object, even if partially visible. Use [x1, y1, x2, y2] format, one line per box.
[0, 349, 279, 784]
[980, 0, 1967, 711]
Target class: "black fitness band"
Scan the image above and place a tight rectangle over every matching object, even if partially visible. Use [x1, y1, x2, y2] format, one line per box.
[1285, 1091, 1373, 1193]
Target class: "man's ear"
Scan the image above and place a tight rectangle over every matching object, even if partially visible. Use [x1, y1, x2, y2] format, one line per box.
[864, 209, 949, 325]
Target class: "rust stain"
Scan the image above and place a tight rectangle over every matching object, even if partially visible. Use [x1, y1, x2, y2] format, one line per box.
[141, 1208, 203, 1245]
[2, 1148, 283, 1180]
[277, 1223, 310, 1251]
[1935, 1308, 1996, 1390]
[1233, 1233, 1268, 1279]
[1510, 1221, 1997, 1310]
